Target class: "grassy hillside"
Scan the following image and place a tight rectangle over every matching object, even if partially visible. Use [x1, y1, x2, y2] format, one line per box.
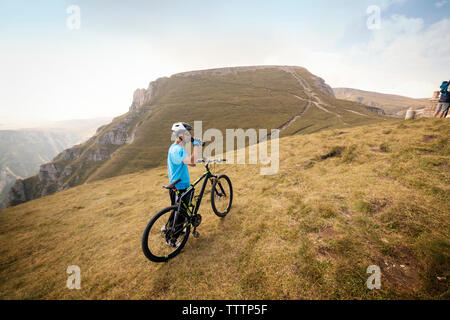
[0, 118, 448, 299]
[7, 67, 389, 208]
[89, 67, 386, 182]
[334, 88, 429, 117]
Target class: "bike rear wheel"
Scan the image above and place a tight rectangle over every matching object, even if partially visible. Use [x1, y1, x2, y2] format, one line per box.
[142, 205, 190, 262]
[211, 174, 233, 217]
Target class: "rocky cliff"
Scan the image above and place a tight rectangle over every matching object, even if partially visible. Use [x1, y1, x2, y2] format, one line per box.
[129, 78, 168, 111]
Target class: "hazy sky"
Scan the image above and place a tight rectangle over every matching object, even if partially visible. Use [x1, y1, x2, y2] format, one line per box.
[1, 0, 449, 125]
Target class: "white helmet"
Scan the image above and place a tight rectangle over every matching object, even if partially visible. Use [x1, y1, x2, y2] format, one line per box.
[171, 122, 192, 142]
[171, 122, 192, 133]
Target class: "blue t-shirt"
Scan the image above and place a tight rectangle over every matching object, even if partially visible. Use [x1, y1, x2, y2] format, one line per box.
[167, 143, 190, 190]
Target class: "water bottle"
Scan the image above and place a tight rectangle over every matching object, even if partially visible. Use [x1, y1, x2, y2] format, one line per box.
[191, 137, 205, 146]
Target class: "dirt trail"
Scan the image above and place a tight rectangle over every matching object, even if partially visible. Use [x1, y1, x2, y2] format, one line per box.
[280, 67, 349, 128]
[278, 102, 312, 131]
[345, 109, 368, 117]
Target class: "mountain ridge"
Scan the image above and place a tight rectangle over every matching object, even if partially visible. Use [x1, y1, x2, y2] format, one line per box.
[7, 66, 388, 208]
[333, 87, 429, 117]
[130, 65, 336, 112]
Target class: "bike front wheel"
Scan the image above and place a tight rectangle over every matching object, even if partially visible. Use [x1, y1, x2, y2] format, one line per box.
[142, 205, 190, 262]
[211, 174, 233, 217]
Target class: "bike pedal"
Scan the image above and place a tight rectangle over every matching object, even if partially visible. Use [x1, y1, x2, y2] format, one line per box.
[193, 230, 200, 238]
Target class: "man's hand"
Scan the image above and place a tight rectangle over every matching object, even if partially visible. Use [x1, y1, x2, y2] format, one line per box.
[182, 144, 198, 167]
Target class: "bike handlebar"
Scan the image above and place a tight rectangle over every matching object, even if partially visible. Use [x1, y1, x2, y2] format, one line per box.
[196, 158, 227, 164]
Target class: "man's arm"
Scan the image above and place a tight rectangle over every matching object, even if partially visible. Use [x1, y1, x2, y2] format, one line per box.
[182, 145, 198, 167]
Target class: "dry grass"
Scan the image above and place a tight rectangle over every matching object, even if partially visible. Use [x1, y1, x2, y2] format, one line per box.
[0, 118, 448, 299]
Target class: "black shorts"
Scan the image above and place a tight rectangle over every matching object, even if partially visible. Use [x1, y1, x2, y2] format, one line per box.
[168, 188, 194, 226]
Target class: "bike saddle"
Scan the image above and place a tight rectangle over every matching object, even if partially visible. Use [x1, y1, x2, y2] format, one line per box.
[163, 179, 181, 190]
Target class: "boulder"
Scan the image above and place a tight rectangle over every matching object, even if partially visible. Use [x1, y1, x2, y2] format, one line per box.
[405, 108, 416, 120]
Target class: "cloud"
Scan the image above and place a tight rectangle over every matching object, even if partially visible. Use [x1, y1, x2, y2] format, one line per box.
[379, 0, 408, 10]
[225, 11, 448, 99]
[435, 1, 448, 8]
[303, 15, 450, 98]
[354, 16, 450, 96]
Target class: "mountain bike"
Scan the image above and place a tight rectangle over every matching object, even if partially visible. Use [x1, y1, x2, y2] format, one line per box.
[141, 158, 233, 262]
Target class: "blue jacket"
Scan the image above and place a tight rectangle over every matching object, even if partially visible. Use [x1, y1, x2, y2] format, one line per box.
[439, 81, 450, 103]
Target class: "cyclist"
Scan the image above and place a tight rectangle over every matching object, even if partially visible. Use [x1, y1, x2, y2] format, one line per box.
[162, 122, 200, 244]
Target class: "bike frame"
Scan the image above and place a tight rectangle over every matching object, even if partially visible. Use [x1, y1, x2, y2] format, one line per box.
[172, 163, 216, 226]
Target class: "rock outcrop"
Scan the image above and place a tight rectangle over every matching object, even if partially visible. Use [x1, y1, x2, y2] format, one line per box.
[59, 148, 82, 161]
[8, 179, 27, 205]
[129, 79, 164, 111]
[39, 163, 62, 182]
[363, 106, 386, 115]
[96, 111, 141, 145]
[312, 76, 335, 97]
[86, 147, 111, 161]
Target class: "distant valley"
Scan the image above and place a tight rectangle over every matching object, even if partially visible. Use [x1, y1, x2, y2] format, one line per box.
[0, 118, 111, 209]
